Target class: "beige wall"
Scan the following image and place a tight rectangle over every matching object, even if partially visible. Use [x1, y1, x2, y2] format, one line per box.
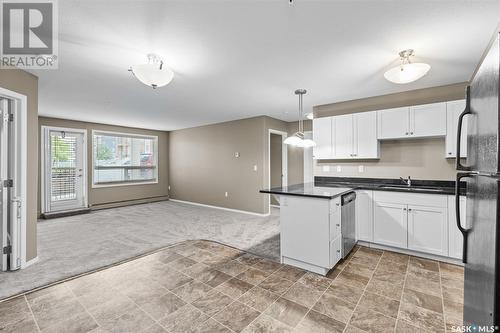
[314, 82, 468, 117]
[0, 69, 38, 261]
[169, 116, 267, 214]
[312, 83, 466, 181]
[314, 138, 456, 180]
[38, 117, 169, 213]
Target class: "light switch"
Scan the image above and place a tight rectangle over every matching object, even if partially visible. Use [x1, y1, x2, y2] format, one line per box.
[225, 192, 228, 197]
[336, 165, 342, 172]
[358, 165, 364, 173]
[253, 165, 258, 171]
[322, 165, 330, 172]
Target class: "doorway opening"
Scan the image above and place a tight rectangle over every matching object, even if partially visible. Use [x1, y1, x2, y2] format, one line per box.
[268, 130, 288, 211]
[0, 87, 27, 271]
[41, 127, 88, 215]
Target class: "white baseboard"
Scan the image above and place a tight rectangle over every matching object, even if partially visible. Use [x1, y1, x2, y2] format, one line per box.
[21, 256, 39, 269]
[357, 241, 463, 266]
[169, 199, 270, 217]
[270, 204, 280, 208]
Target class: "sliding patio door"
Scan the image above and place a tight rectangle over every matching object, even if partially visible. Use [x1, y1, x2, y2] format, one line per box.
[42, 127, 87, 213]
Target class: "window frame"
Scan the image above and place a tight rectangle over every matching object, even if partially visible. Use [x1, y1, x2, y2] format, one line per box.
[91, 130, 159, 188]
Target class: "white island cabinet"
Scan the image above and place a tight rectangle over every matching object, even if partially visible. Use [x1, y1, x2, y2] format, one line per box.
[280, 194, 342, 275]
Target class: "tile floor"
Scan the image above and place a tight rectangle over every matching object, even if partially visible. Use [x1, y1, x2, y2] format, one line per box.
[0, 240, 464, 333]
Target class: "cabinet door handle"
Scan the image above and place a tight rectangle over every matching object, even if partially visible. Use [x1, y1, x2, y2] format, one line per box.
[448, 152, 452, 155]
[403, 207, 407, 211]
[408, 208, 412, 212]
[405, 132, 409, 135]
[410, 132, 414, 135]
[336, 224, 340, 227]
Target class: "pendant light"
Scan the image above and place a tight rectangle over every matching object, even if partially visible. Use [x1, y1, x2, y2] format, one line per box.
[129, 53, 174, 89]
[284, 89, 316, 148]
[384, 49, 430, 84]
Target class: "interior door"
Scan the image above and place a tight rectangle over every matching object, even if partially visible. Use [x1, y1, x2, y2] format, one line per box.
[44, 128, 86, 213]
[0, 98, 9, 271]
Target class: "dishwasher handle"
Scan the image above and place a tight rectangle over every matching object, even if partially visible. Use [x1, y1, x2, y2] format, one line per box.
[341, 192, 356, 205]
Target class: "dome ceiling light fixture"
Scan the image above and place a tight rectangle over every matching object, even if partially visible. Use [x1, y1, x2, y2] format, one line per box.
[305, 112, 314, 120]
[384, 49, 431, 84]
[284, 89, 316, 148]
[129, 53, 174, 89]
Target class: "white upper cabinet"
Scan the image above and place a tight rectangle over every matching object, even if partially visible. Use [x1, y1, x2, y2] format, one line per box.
[331, 111, 379, 159]
[377, 102, 446, 139]
[313, 117, 333, 159]
[332, 114, 354, 159]
[410, 102, 447, 137]
[354, 111, 378, 158]
[377, 107, 410, 139]
[446, 100, 467, 158]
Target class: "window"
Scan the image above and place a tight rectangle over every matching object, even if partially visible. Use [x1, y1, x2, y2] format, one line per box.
[92, 131, 158, 186]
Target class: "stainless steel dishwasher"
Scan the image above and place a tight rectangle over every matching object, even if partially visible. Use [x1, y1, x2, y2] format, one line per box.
[341, 192, 356, 258]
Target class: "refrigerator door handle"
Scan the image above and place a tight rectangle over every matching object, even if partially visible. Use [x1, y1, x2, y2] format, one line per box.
[456, 86, 472, 171]
[456, 172, 474, 263]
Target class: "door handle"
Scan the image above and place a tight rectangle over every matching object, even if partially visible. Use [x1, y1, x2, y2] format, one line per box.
[456, 172, 474, 263]
[456, 86, 472, 171]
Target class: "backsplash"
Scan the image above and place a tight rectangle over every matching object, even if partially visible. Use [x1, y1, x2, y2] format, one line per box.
[313, 138, 456, 180]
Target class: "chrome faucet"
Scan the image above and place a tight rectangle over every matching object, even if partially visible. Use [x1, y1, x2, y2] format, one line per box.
[400, 176, 412, 187]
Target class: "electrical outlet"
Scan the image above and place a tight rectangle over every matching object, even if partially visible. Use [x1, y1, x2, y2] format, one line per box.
[322, 165, 330, 172]
[253, 165, 258, 171]
[235, 152, 240, 158]
[336, 165, 342, 172]
[358, 165, 364, 173]
[225, 192, 228, 197]
[168, 185, 171, 190]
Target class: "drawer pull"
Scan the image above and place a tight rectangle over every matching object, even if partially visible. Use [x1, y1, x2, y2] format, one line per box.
[336, 224, 340, 227]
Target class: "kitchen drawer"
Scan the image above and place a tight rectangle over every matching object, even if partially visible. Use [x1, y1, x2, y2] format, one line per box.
[330, 236, 342, 267]
[329, 197, 341, 240]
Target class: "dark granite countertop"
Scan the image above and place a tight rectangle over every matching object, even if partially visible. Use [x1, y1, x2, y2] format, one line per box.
[259, 183, 354, 199]
[315, 177, 465, 196]
[260, 177, 466, 198]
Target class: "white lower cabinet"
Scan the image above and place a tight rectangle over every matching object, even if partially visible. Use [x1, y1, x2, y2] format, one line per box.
[367, 191, 456, 259]
[407, 205, 448, 256]
[355, 190, 373, 242]
[448, 195, 467, 260]
[373, 201, 408, 248]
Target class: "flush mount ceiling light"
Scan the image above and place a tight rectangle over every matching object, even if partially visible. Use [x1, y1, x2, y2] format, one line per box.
[284, 89, 316, 148]
[305, 112, 314, 120]
[384, 49, 430, 84]
[129, 53, 174, 89]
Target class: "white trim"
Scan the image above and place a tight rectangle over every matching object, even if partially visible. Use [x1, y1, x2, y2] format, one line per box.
[0, 87, 27, 269]
[267, 129, 288, 214]
[21, 256, 38, 269]
[41, 126, 88, 214]
[357, 240, 463, 266]
[91, 129, 159, 188]
[270, 204, 280, 208]
[169, 199, 270, 217]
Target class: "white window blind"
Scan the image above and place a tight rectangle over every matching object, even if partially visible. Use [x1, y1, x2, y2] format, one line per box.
[93, 131, 158, 186]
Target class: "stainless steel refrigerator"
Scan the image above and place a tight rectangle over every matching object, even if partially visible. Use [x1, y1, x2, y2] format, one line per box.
[455, 31, 500, 327]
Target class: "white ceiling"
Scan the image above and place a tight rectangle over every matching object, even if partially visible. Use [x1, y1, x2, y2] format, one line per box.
[32, 0, 500, 131]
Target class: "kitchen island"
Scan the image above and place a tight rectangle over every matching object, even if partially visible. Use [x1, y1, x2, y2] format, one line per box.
[260, 183, 354, 275]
